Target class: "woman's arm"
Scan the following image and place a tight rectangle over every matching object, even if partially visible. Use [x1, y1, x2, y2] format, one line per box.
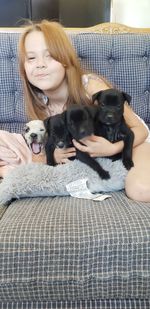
[82, 73, 111, 96]
[73, 104, 149, 158]
[73, 75, 149, 157]
[123, 104, 148, 147]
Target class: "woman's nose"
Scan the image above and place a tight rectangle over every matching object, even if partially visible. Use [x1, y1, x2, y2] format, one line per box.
[36, 58, 46, 68]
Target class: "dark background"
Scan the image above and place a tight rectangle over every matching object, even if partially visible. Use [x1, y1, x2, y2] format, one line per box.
[0, 0, 111, 27]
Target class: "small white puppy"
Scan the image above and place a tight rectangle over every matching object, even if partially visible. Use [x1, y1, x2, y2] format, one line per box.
[23, 120, 47, 154]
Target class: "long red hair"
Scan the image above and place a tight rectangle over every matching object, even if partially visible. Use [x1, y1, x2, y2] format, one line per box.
[19, 20, 91, 120]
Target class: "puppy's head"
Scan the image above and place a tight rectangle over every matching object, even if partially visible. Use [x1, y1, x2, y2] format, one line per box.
[66, 105, 96, 140]
[44, 113, 72, 148]
[92, 89, 132, 125]
[23, 120, 47, 154]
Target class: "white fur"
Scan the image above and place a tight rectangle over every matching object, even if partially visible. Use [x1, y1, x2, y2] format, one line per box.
[23, 120, 46, 153]
[0, 158, 127, 205]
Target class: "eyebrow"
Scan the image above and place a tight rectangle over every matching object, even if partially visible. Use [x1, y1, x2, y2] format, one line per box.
[26, 49, 49, 54]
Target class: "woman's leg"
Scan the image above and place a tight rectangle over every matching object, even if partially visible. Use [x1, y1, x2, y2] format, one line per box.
[125, 142, 150, 202]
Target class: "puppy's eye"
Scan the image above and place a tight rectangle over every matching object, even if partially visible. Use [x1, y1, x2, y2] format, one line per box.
[24, 126, 30, 133]
[40, 128, 45, 131]
[117, 104, 122, 108]
[69, 120, 74, 127]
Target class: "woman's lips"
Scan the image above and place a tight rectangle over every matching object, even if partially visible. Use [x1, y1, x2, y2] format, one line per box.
[35, 73, 49, 78]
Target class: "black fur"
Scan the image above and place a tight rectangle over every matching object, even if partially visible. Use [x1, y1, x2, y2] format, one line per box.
[44, 105, 110, 179]
[44, 112, 72, 166]
[66, 105, 110, 179]
[92, 88, 134, 170]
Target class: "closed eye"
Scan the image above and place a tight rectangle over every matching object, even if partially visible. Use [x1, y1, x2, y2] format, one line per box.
[26, 56, 36, 62]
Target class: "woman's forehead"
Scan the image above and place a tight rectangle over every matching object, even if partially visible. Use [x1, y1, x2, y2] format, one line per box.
[25, 31, 47, 51]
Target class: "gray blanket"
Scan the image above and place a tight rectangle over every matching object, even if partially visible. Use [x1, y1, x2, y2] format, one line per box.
[0, 158, 127, 204]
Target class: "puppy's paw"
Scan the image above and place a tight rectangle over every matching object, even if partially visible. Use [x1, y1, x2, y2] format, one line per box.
[123, 158, 134, 170]
[99, 170, 110, 180]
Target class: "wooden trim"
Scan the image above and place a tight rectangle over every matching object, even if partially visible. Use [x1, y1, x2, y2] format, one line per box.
[0, 22, 150, 34]
[66, 22, 150, 34]
[0, 27, 23, 33]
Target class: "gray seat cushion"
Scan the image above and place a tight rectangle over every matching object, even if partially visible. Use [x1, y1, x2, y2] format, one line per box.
[0, 192, 149, 302]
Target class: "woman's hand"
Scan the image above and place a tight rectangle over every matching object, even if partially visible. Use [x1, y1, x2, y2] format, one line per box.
[53, 147, 76, 164]
[73, 135, 124, 157]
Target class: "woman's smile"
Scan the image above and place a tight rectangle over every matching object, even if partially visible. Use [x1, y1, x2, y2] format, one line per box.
[35, 73, 49, 79]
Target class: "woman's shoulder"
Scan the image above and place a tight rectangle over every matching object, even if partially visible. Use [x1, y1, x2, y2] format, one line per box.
[82, 73, 107, 87]
[82, 73, 111, 96]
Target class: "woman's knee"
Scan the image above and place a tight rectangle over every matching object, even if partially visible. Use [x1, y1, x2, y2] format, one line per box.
[125, 142, 150, 202]
[125, 176, 150, 202]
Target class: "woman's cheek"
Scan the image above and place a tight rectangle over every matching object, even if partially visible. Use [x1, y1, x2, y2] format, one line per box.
[24, 62, 32, 77]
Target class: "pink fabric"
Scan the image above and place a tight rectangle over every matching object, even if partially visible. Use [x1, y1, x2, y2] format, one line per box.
[0, 130, 32, 178]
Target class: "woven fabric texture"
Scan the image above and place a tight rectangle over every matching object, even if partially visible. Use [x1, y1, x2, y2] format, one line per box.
[0, 191, 149, 302]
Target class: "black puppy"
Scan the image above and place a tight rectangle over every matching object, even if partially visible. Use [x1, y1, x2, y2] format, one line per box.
[66, 104, 110, 179]
[92, 88, 134, 170]
[44, 112, 72, 166]
[44, 105, 110, 179]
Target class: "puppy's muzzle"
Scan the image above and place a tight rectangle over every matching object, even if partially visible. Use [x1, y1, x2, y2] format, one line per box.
[104, 113, 116, 125]
[56, 141, 66, 148]
[30, 133, 38, 140]
[30, 133, 43, 154]
[78, 128, 87, 139]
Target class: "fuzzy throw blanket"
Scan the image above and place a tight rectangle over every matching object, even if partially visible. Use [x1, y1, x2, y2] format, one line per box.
[0, 158, 127, 205]
[0, 130, 32, 177]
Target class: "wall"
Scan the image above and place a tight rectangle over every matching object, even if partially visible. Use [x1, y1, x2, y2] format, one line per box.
[111, 0, 150, 28]
[59, 0, 111, 27]
[31, 0, 59, 22]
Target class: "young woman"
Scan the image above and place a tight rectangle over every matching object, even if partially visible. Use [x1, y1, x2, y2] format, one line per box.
[19, 20, 150, 202]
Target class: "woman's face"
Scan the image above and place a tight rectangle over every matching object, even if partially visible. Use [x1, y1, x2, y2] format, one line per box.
[24, 30, 66, 92]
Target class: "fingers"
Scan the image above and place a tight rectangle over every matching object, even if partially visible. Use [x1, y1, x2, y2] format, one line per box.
[61, 147, 76, 158]
[90, 153, 98, 157]
[60, 158, 70, 164]
[72, 139, 89, 152]
[63, 150, 76, 159]
[63, 147, 76, 154]
[54, 147, 76, 164]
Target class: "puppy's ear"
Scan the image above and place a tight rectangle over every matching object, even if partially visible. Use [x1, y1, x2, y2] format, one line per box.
[122, 92, 132, 104]
[59, 110, 67, 127]
[61, 110, 67, 122]
[44, 117, 51, 135]
[84, 105, 98, 119]
[92, 90, 103, 103]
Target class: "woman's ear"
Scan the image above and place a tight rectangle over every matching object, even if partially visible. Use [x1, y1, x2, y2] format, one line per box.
[122, 92, 132, 104]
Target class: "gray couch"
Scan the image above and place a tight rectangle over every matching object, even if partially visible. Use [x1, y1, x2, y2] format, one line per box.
[0, 23, 150, 309]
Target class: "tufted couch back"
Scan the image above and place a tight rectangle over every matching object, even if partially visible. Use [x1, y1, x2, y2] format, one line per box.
[0, 28, 150, 132]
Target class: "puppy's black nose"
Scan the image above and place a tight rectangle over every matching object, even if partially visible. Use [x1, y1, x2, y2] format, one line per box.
[30, 133, 37, 139]
[57, 141, 65, 148]
[79, 128, 86, 138]
[107, 113, 114, 119]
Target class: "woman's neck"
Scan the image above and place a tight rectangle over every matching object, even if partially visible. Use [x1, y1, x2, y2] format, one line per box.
[44, 79, 69, 108]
